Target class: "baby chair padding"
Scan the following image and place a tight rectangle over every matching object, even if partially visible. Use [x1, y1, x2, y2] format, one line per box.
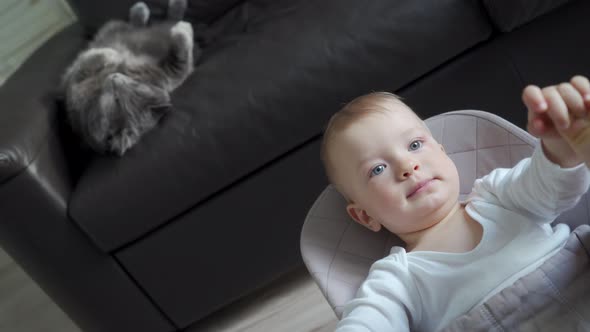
[300, 110, 590, 318]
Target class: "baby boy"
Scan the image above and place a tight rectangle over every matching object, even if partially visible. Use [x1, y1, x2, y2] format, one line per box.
[320, 76, 590, 331]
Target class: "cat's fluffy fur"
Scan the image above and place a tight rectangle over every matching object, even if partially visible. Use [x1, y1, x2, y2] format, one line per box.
[61, 0, 196, 155]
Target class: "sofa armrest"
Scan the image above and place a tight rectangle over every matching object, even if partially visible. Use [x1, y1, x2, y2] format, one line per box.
[0, 22, 176, 331]
[0, 23, 87, 185]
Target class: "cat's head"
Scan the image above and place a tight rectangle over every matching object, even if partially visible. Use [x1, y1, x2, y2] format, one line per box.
[62, 48, 171, 155]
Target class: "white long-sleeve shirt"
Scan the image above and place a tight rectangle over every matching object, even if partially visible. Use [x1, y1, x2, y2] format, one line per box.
[336, 144, 590, 332]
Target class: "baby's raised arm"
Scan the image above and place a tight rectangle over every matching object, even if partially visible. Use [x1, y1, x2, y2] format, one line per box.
[523, 75, 590, 168]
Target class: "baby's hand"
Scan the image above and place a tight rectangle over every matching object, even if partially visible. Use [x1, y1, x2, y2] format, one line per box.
[523, 75, 590, 167]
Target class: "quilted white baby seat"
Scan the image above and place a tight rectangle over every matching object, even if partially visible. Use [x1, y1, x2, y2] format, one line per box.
[300, 110, 590, 318]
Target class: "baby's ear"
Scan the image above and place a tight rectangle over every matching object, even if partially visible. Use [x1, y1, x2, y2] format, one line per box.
[440, 144, 446, 152]
[346, 203, 382, 232]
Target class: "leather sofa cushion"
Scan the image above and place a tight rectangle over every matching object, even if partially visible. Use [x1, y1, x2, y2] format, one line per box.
[68, 0, 492, 252]
[481, 0, 573, 32]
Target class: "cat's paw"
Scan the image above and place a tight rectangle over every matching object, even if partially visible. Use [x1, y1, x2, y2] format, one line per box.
[171, 21, 194, 45]
[130, 2, 150, 26]
[167, 0, 187, 21]
[171, 21, 193, 38]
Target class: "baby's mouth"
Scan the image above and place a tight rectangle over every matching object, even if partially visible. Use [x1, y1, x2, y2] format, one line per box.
[407, 178, 437, 198]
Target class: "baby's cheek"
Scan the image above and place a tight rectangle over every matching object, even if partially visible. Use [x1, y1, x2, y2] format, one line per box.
[375, 188, 403, 212]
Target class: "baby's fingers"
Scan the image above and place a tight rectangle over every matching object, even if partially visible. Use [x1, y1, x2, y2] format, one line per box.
[543, 86, 570, 129]
[522, 85, 547, 113]
[570, 75, 590, 108]
[557, 82, 586, 118]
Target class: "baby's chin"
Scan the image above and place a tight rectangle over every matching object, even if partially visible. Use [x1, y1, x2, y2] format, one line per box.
[404, 199, 459, 228]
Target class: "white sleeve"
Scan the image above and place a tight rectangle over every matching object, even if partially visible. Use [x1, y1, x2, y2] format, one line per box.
[336, 251, 419, 332]
[470, 143, 590, 223]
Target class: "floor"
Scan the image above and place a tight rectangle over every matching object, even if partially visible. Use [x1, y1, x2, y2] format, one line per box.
[187, 267, 338, 332]
[0, 0, 75, 85]
[0, 247, 338, 332]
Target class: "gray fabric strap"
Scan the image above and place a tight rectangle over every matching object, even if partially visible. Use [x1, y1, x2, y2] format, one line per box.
[443, 225, 590, 331]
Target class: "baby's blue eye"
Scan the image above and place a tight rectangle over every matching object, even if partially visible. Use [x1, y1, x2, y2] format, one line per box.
[371, 164, 386, 177]
[409, 140, 423, 151]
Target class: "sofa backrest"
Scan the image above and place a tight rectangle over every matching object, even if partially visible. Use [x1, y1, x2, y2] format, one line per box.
[66, 0, 242, 35]
[480, 0, 574, 32]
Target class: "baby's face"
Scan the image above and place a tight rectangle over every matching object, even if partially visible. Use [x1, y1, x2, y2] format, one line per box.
[332, 105, 460, 235]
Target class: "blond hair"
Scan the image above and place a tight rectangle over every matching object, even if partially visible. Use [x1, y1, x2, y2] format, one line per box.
[320, 92, 414, 193]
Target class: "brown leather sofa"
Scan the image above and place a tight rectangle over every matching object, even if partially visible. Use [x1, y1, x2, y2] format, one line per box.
[0, 0, 588, 331]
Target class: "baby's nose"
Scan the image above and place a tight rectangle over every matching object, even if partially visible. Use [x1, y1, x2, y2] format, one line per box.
[400, 162, 419, 179]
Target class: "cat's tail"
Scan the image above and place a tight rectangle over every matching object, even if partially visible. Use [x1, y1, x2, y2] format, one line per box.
[168, 0, 187, 21]
[130, 2, 150, 27]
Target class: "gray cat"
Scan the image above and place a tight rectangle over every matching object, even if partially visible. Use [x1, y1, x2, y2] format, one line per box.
[62, 0, 196, 156]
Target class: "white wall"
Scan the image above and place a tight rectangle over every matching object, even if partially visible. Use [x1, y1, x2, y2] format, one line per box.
[0, 0, 76, 86]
